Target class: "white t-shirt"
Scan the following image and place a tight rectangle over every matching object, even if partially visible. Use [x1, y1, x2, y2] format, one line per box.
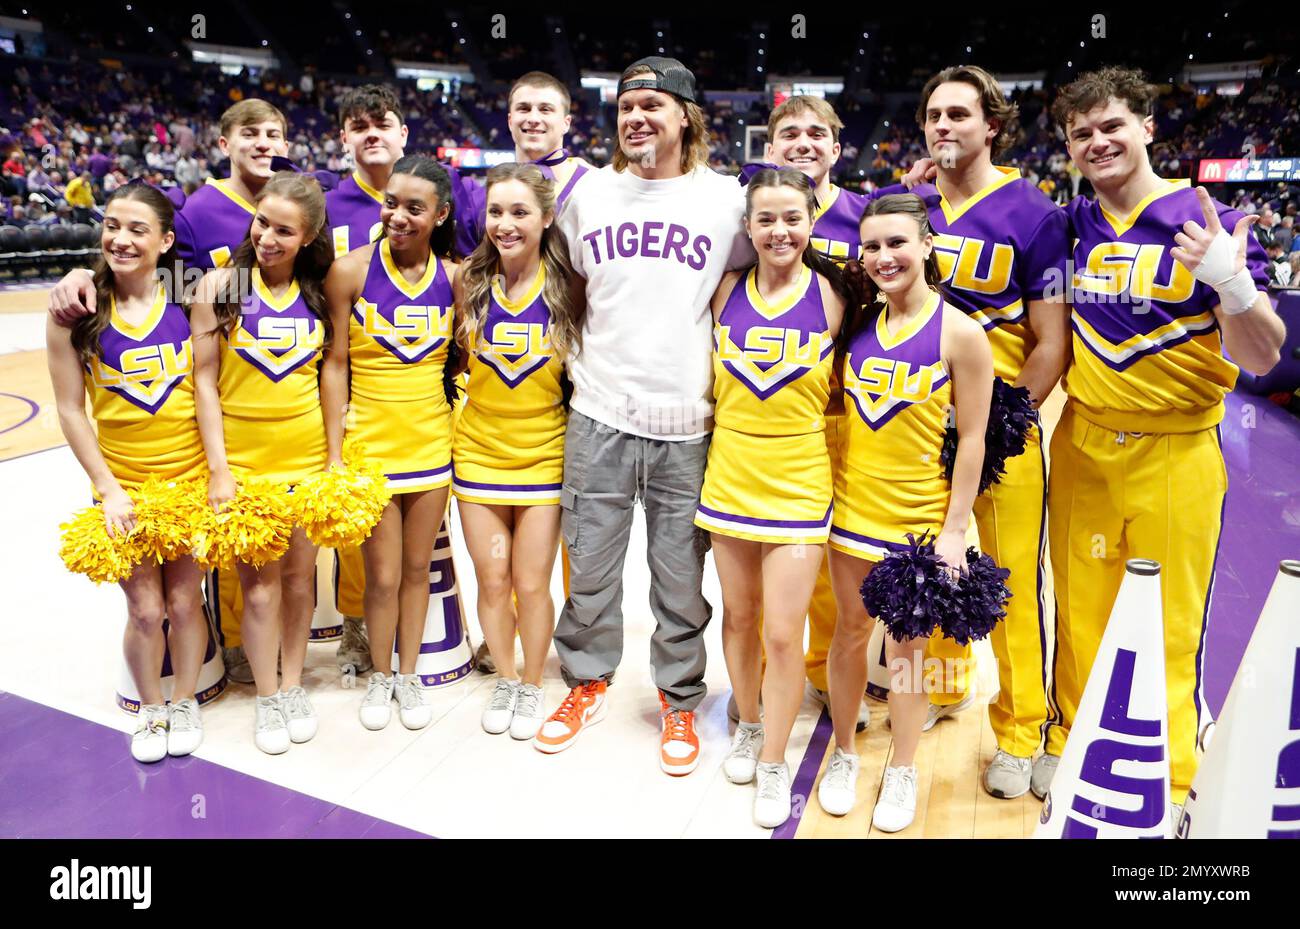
[558, 164, 753, 440]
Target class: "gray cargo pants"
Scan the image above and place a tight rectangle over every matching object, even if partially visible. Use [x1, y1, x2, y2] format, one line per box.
[554, 410, 713, 711]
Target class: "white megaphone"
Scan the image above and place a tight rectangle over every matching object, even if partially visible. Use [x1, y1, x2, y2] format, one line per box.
[1035, 559, 1172, 839]
[117, 602, 228, 713]
[309, 546, 343, 641]
[866, 619, 892, 702]
[1178, 560, 1300, 838]
[392, 519, 473, 687]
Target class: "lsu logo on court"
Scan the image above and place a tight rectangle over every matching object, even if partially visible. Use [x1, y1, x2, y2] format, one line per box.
[1072, 242, 1196, 303]
[716, 325, 827, 367]
[91, 341, 192, 388]
[933, 233, 1014, 295]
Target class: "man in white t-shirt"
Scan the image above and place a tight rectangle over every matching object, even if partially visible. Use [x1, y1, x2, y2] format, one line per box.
[532, 57, 753, 776]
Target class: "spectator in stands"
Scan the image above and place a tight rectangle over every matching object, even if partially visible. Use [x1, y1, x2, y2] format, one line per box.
[1267, 243, 1292, 287]
[1276, 215, 1294, 253]
[6, 203, 28, 227]
[27, 158, 50, 191]
[1257, 206, 1279, 248]
[64, 171, 96, 223]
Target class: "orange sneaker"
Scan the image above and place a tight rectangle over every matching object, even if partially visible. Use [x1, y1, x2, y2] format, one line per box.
[658, 691, 700, 776]
[533, 681, 607, 753]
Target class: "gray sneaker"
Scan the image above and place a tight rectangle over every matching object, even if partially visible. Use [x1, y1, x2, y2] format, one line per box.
[1031, 752, 1060, 799]
[166, 697, 203, 757]
[360, 672, 396, 731]
[509, 683, 546, 741]
[336, 615, 372, 674]
[806, 683, 869, 733]
[983, 748, 1032, 799]
[223, 645, 253, 684]
[254, 694, 290, 755]
[723, 723, 765, 784]
[474, 640, 497, 675]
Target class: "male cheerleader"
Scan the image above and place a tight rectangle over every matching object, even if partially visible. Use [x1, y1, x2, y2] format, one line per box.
[536, 56, 754, 775]
[48, 97, 291, 683]
[1043, 67, 1282, 810]
[890, 65, 1072, 799]
[324, 84, 413, 674]
[454, 71, 592, 257]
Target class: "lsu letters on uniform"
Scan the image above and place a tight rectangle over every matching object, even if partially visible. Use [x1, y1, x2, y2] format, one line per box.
[899, 168, 1069, 746]
[453, 264, 566, 506]
[346, 239, 455, 492]
[1047, 180, 1271, 803]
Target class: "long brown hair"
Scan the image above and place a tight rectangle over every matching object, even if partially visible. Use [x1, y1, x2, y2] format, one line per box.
[843, 193, 942, 343]
[72, 183, 182, 366]
[211, 171, 334, 344]
[457, 162, 584, 361]
[744, 167, 860, 309]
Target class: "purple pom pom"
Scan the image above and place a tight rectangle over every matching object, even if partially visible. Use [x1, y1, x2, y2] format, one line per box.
[860, 533, 1013, 646]
[941, 377, 1035, 494]
[860, 532, 958, 642]
[942, 550, 1013, 646]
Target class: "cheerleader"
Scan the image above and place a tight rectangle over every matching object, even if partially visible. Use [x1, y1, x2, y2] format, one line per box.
[191, 172, 334, 755]
[818, 194, 992, 831]
[320, 155, 457, 732]
[450, 163, 583, 740]
[46, 183, 209, 763]
[695, 168, 848, 828]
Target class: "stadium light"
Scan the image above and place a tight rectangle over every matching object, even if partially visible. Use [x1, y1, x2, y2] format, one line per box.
[759, 49, 764, 55]
[452, 21, 458, 27]
[759, 33, 765, 39]
[147, 26, 153, 33]
[355, 30, 361, 36]
[345, 12, 351, 19]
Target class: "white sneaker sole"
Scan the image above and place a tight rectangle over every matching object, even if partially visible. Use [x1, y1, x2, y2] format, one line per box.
[533, 699, 606, 754]
[661, 753, 699, 776]
[360, 708, 392, 731]
[724, 762, 757, 785]
[167, 733, 202, 757]
[509, 716, 544, 741]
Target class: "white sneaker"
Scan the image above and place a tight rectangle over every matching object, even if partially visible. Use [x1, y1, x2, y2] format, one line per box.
[132, 703, 169, 763]
[254, 694, 290, 755]
[396, 673, 433, 730]
[873, 764, 918, 832]
[509, 683, 546, 740]
[482, 678, 521, 734]
[817, 747, 860, 815]
[281, 686, 318, 743]
[360, 672, 395, 731]
[754, 761, 792, 829]
[723, 723, 764, 784]
[921, 692, 975, 732]
[166, 697, 203, 757]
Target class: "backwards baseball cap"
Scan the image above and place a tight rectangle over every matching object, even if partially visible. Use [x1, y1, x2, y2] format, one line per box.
[617, 56, 698, 104]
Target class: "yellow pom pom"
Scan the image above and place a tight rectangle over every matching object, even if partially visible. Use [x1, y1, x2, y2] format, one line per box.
[58, 505, 144, 584]
[191, 477, 294, 570]
[293, 446, 392, 549]
[132, 476, 207, 563]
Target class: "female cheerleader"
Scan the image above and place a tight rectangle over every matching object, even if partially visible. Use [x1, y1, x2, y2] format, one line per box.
[696, 168, 849, 829]
[47, 183, 209, 763]
[818, 194, 992, 831]
[451, 162, 583, 740]
[191, 171, 334, 755]
[320, 155, 458, 732]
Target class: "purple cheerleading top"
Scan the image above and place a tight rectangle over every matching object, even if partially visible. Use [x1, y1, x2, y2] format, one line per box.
[173, 179, 256, 270]
[326, 172, 386, 258]
[1062, 179, 1271, 431]
[89, 298, 193, 417]
[868, 169, 1070, 381]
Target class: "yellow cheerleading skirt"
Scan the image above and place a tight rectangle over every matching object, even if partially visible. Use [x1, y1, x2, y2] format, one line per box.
[98, 425, 208, 495]
[225, 407, 326, 488]
[829, 466, 949, 560]
[695, 427, 832, 544]
[347, 394, 453, 493]
[452, 402, 565, 506]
